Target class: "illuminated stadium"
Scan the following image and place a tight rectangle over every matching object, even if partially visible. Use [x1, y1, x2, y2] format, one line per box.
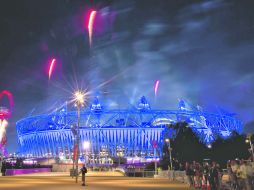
[16, 96, 243, 163]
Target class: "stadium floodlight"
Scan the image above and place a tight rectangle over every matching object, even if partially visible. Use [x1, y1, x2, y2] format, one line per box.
[83, 141, 90, 166]
[83, 141, 90, 150]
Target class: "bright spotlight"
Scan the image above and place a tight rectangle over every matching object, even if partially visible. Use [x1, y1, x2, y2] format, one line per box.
[83, 141, 90, 150]
[74, 91, 85, 104]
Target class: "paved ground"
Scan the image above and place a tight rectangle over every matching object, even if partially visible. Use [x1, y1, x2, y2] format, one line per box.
[13, 171, 124, 177]
[0, 173, 193, 190]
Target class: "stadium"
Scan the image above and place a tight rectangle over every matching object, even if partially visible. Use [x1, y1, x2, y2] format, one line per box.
[16, 96, 243, 164]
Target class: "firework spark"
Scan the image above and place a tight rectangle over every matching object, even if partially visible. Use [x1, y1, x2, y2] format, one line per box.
[154, 80, 160, 96]
[88, 10, 97, 46]
[48, 58, 56, 80]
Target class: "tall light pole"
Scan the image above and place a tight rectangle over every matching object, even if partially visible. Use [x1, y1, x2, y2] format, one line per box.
[73, 91, 85, 183]
[165, 138, 173, 170]
[246, 134, 254, 161]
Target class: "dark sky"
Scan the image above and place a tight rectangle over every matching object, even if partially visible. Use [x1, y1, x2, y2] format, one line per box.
[0, 0, 254, 153]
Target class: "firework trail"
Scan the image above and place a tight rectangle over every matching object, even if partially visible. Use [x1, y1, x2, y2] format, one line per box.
[48, 58, 56, 80]
[154, 80, 160, 96]
[88, 10, 97, 47]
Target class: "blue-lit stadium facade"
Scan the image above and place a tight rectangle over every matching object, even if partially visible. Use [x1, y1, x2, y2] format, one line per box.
[16, 97, 243, 160]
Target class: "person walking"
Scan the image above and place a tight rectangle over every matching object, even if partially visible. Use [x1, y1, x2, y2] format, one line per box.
[246, 161, 253, 190]
[249, 159, 254, 189]
[203, 162, 210, 189]
[1, 161, 6, 176]
[230, 160, 240, 189]
[216, 163, 222, 190]
[208, 162, 219, 190]
[239, 160, 251, 190]
[80, 164, 88, 186]
[185, 162, 194, 187]
[227, 161, 235, 188]
[194, 163, 202, 188]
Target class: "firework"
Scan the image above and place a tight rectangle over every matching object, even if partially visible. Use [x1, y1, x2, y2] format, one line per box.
[0, 90, 14, 118]
[48, 58, 56, 80]
[154, 80, 160, 96]
[88, 10, 97, 46]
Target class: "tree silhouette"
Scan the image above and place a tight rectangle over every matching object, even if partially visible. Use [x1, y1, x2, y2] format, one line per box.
[165, 122, 208, 163]
[210, 131, 250, 166]
[161, 123, 251, 168]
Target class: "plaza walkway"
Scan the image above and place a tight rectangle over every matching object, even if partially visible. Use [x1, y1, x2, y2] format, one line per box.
[0, 172, 193, 190]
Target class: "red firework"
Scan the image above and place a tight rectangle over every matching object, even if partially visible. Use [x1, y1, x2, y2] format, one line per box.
[88, 10, 97, 46]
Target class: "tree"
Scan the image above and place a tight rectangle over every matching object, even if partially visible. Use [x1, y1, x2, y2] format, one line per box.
[210, 131, 249, 167]
[161, 123, 250, 169]
[161, 122, 208, 164]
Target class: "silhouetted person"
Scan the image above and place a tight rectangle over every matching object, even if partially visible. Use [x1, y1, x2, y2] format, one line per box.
[1, 161, 6, 176]
[209, 162, 219, 190]
[79, 164, 87, 186]
[185, 162, 194, 187]
[203, 162, 210, 187]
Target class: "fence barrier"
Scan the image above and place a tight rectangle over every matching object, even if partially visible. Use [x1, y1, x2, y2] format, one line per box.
[5, 168, 52, 176]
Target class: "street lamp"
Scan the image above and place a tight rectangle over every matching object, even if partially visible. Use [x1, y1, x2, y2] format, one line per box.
[74, 91, 85, 105]
[246, 134, 254, 161]
[165, 138, 173, 170]
[73, 90, 85, 183]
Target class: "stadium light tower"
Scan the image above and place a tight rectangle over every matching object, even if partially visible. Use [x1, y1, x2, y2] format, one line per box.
[73, 90, 85, 183]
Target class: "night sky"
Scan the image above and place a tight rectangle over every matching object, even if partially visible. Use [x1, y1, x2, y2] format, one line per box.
[0, 0, 254, 153]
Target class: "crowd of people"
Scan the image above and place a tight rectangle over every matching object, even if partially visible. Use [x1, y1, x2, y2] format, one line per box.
[227, 160, 254, 190]
[184, 159, 254, 190]
[185, 161, 223, 190]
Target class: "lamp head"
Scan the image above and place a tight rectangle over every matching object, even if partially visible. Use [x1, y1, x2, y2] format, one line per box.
[74, 91, 85, 104]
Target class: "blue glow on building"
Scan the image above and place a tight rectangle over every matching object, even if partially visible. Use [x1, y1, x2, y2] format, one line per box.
[16, 97, 243, 159]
